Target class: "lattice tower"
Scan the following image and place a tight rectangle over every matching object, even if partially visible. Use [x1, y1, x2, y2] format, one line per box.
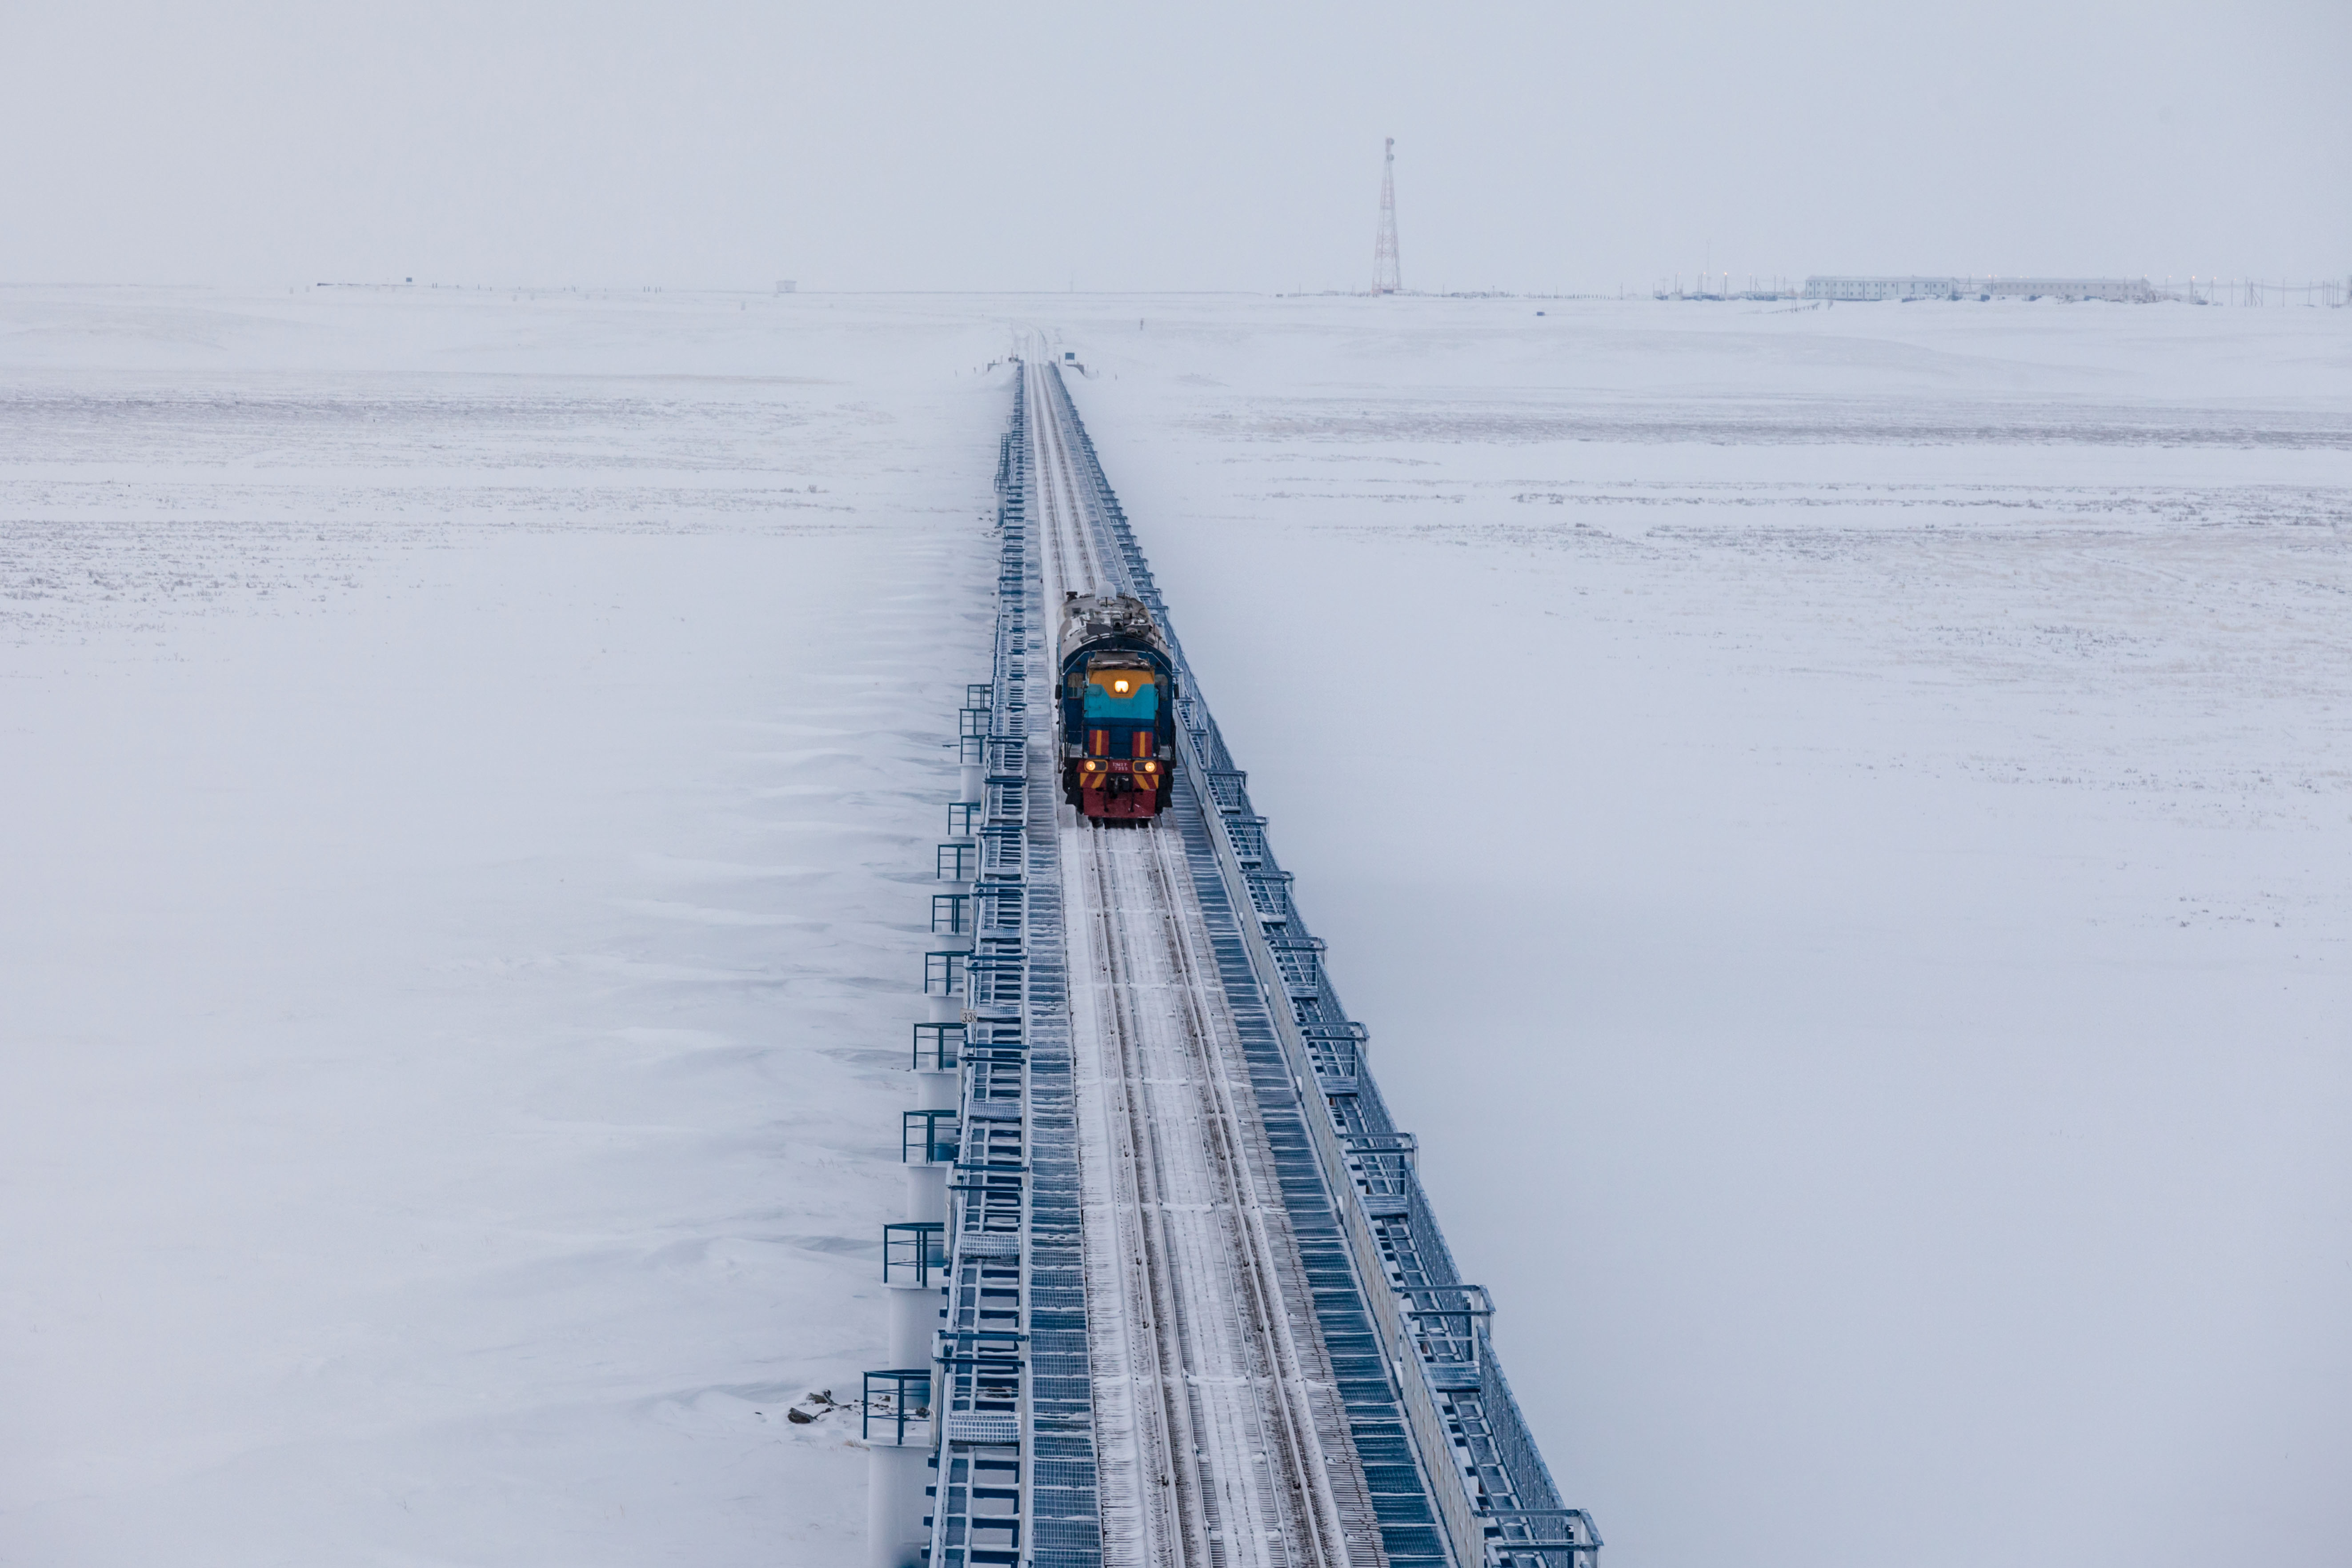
[1372, 137, 1402, 296]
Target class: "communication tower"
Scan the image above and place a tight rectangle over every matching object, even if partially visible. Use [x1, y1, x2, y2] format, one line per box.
[1372, 137, 1402, 295]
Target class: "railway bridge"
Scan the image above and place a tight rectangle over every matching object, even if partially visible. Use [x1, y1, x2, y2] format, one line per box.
[864, 356, 1599, 1568]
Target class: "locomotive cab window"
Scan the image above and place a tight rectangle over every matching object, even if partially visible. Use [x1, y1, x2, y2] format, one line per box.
[1081, 667, 1158, 721]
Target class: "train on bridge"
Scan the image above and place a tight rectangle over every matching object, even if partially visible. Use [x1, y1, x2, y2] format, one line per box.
[1057, 591, 1177, 823]
[865, 356, 1600, 1568]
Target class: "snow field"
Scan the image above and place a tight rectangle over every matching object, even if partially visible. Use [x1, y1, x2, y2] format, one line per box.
[1054, 294, 2351, 1568]
[0, 286, 2344, 1568]
[0, 289, 1008, 1565]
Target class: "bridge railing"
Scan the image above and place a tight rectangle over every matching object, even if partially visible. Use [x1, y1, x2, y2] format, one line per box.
[1038, 350, 1595, 1568]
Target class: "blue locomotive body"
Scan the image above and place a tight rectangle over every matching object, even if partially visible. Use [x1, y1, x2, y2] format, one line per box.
[1057, 594, 1178, 822]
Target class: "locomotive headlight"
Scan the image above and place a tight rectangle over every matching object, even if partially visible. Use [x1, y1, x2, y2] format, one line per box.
[1111, 678, 1132, 695]
[1138, 760, 1158, 774]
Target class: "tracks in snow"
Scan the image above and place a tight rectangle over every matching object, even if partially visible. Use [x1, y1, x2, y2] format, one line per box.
[1029, 349, 1381, 1568]
[1067, 824, 1377, 1568]
[1030, 360, 1106, 599]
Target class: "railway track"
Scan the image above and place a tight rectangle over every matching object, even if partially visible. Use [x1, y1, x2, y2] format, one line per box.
[1028, 353, 1385, 1568]
[884, 353, 1593, 1568]
[1030, 357, 1105, 599]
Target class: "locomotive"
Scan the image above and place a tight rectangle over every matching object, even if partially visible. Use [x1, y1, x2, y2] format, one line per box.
[1058, 592, 1178, 823]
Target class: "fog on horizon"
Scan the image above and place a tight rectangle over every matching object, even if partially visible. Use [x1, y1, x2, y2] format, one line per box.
[2, 10, 2348, 1568]
[2, 0, 2346, 294]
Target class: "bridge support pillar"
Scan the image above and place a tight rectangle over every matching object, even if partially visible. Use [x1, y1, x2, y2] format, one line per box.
[914, 1067, 959, 1114]
[865, 1439, 932, 1568]
[885, 1281, 938, 1367]
[905, 1161, 946, 1224]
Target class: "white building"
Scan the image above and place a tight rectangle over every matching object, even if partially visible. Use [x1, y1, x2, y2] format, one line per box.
[1803, 276, 2156, 302]
[1804, 276, 1967, 301]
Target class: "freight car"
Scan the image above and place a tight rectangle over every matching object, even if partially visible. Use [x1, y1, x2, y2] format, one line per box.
[1057, 592, 1177, 823]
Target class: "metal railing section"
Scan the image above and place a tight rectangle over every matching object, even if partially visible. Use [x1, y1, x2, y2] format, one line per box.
[912, 1021, 965, 1073]
[867, 1367, 937, 1448]
[908, 368, 1103, 1568]
[1034, 363, 1601, 1568]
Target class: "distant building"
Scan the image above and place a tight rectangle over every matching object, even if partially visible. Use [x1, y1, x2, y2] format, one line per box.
[1803, 276, 2156, 303]
[776, 280, 797, 294]
[1804, 276, 1964, 301]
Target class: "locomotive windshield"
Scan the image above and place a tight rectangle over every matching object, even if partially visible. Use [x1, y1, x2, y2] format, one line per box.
[1082, 666, 1158, 721]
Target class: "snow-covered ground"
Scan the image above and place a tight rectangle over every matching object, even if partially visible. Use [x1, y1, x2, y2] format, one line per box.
[1065, 297, 2352, 1568]
[0, 288, 1009, 1564]
[2, 287, 2345, 1568]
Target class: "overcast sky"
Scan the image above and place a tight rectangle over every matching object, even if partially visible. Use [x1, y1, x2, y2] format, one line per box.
[3, 0, 2346, 293]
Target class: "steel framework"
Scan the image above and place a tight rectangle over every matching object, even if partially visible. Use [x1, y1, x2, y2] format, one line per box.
[869, 362, 1597, 1568]
[1374, 138, 1403, 296]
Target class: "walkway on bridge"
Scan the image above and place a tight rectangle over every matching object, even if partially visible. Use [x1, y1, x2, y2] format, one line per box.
[867, 355, 1599, 1568]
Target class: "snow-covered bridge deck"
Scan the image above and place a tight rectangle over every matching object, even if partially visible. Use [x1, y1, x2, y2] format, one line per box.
[871, 357, 1596, 1568]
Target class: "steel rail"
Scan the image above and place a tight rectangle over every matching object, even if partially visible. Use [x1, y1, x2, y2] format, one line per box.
[1073, 822, 1361, 1568]
[1030, 357, 1599, 1568]
[1037, 341, 1375, 1568]
[1029, 354, 1104, 598]
[914, 350, 1588, 1568]
[1135, 825, 1359, 1568]
[1080, 836, 1219, 1568]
